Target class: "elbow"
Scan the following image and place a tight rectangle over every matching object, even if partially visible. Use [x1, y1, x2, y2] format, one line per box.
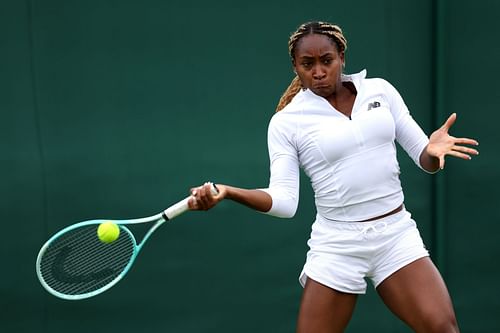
[272, 208, 297, 219]
[260, 187, 299, 219]
[265, 198, 298, 219]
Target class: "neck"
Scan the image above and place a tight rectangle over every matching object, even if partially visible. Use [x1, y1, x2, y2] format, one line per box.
[326, 82, 356, 117]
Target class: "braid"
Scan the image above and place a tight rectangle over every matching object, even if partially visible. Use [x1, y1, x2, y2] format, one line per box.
[275, 76, 302, 112]
[276, 21, 348, 112]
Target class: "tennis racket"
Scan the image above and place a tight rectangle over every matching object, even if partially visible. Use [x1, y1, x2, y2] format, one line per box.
[36, 183, 218, 300]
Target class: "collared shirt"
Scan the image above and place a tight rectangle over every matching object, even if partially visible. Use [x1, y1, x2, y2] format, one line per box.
[261, 70, 430, 221]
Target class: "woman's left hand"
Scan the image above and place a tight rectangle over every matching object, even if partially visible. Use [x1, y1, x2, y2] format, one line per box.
[427, 113, 479, 170]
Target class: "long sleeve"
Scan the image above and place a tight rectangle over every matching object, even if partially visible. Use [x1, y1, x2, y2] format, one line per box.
[260, 114, 300, 218]
[382, 80, 434, 173]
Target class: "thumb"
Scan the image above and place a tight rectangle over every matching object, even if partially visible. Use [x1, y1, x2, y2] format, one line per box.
[441, 113, 457, 132]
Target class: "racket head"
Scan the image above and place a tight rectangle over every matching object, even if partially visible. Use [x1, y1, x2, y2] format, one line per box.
[36, 220, 138, 300]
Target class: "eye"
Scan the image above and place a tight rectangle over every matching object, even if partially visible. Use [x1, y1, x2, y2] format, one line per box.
[322, 58, 333, 65]
[301, 61, 312, 69]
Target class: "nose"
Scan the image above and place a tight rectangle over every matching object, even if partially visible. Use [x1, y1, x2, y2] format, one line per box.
[312, 65, 326, 80]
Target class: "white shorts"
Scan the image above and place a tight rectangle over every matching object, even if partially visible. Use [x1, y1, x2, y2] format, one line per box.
[299, 208, 429, 294]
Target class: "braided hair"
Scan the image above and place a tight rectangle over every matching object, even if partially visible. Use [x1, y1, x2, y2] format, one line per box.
[275, 21, 347, 112]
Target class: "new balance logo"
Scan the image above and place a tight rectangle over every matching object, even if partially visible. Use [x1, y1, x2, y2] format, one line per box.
[367, 101, 381, 111]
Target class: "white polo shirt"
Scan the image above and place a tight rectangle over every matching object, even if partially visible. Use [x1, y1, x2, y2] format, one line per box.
[262, 70, 430, 222]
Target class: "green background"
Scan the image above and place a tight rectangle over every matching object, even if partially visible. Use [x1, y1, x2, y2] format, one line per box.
[1, 0, 498, 332]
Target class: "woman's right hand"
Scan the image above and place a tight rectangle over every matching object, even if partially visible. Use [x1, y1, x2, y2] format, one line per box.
[188, 182, 225, 211]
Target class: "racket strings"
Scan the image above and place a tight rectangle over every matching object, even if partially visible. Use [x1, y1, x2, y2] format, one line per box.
[39, 225, 135, 296]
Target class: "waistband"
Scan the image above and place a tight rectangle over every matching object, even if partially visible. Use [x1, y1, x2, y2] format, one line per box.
[315, 206, 410, 231]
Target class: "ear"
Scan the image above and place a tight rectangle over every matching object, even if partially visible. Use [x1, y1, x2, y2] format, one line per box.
[291, 59, 298, 75]
[340, 51, 345, 67]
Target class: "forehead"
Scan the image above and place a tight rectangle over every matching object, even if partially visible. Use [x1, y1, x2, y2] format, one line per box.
[295, 34, 337, 57]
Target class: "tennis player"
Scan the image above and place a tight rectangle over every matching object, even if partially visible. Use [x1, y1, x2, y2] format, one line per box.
[189, 21, 479, 333]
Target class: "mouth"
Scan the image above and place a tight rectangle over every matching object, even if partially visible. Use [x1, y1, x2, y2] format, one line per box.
[312, 83, 331, 90]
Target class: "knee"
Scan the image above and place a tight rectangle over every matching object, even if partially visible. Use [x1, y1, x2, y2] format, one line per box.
[420, 313, 459, 333]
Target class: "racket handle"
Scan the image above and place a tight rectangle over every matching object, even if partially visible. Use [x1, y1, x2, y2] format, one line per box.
[163, 183, 219, 220]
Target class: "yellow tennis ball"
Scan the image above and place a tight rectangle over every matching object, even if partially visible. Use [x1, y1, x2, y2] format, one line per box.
[97, 221, 120, 243]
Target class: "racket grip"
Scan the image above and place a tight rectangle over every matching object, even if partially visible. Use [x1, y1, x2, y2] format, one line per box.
[163, 197, 190, 220]
[163, 183, 218, 220]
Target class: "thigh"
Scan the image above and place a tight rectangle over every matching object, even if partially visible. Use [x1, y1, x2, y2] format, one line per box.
[297, 277, 358, 333]
[376, 257, 459, 333]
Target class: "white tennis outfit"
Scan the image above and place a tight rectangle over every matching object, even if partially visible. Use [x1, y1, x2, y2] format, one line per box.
[261, 70, 430, 293]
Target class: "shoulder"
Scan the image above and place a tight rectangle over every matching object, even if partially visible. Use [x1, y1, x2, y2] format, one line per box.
[269, 88, 329, 130]
[278, 88, 313, 113]
[268, 107, 296, 134]
[363, 76, 397, 94]
[269, 89, 307, 125]
[344, 69, 400, 97]
[267, 91, 311, 142]
[361, 77, 405, 106]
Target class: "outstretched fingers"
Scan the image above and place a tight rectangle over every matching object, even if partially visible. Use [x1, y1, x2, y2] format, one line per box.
[450, 138, 480, 160]
[455, 137, 479, 147]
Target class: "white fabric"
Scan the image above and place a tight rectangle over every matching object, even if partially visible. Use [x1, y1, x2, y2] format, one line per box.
[263, 70, 430, 221]
[299, 208, 429, 294]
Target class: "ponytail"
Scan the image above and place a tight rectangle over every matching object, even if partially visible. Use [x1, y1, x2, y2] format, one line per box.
[275, 75, 302, 112]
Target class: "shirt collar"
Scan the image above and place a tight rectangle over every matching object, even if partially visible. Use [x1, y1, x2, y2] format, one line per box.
[341, 69, 367, 92]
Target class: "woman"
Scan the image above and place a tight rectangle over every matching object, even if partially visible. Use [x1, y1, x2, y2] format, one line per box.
[189, 21, 479, 333]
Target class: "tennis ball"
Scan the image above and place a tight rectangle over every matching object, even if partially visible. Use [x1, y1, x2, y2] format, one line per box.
[97, 221, 120, 243]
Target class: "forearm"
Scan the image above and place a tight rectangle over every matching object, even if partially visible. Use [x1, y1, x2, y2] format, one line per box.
[419, 145, 440, 173]
[222, 185, 273, 213]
